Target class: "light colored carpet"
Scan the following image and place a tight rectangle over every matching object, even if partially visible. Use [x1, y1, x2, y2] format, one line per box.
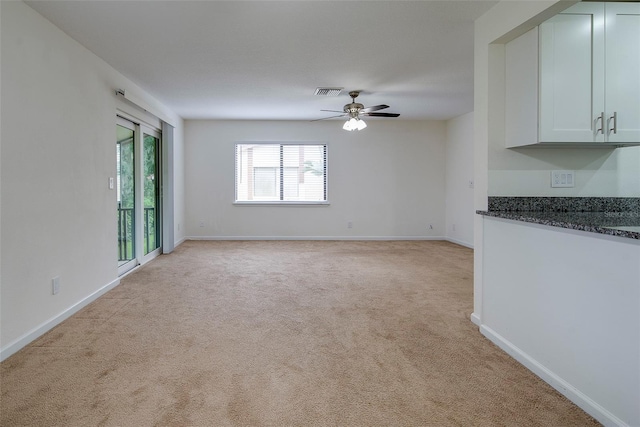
[1, 240, 599, 426]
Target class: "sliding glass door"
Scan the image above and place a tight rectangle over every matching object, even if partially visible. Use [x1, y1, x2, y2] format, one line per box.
[143, 132, 161, 256]
[117, 117, 161, 275]
[117, 122, 136, 271]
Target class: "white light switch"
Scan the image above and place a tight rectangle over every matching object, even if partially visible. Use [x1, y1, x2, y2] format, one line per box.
[551, 170, 575, 188]
[109, 177, 114, 190]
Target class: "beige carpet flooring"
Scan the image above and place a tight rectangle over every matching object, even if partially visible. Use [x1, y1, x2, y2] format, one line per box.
[1, 240, 599, 426]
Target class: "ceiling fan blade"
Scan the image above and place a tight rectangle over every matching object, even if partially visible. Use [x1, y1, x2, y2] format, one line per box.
[361, 104, 389, 113]
[364, 112, 400, 118]
[320, 109, 345, 113]
[310, 114, 347, 122]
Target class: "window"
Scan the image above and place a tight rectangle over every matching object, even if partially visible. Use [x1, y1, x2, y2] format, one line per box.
[235, 143, 327, 203]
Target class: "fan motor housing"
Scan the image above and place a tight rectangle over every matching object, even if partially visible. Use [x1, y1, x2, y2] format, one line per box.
[344, 103, 364, 115]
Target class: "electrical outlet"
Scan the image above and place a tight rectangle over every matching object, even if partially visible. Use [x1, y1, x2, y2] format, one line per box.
[52, 277, 60, 295]
[199, 221, 205, 228]
[551, 170, 575, 188]
[347, 221, 353, 229]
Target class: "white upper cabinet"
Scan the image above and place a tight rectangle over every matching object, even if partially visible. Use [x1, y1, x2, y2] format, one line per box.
[539, 3, 605, 143]
[605, 3, 640, 144]
[505, 2, 640, 148]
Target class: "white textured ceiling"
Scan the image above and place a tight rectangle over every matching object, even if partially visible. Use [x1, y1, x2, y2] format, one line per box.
[25, 0, 497, 121]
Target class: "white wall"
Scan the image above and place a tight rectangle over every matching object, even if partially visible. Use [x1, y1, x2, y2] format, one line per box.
[0, 1, 184, 358]
[175, 129, 186, 245]
[616, 146, 640, 196]
[185, 120, 446, 239]
[445, 112, 474, 247]
[473, 0, 570, 324]
[489, 144, 640, 197]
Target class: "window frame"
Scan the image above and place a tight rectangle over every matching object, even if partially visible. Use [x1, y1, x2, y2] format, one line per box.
[234, 141, 329, 206]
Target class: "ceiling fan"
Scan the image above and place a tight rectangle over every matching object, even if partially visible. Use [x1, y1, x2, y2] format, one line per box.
[314, 91, 400, 131]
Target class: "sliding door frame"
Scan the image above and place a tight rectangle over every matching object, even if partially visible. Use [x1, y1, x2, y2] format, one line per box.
[116, 112, 162, 275]
[117, 116, 138, 276]
[140, 127, 162, 265]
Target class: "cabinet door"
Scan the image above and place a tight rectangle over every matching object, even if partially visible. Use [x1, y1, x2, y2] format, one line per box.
[605, 3, 640, 144]
[505, 27, 539, 148]
[539, 3, 605, 143]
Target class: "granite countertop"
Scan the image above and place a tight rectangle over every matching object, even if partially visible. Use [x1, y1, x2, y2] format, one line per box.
[477, 197, 640, 240]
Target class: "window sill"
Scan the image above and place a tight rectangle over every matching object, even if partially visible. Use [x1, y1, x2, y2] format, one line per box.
[233, 201, 330, 207]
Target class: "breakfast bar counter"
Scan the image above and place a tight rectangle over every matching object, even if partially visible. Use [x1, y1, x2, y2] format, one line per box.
[476, 197, 640, 426]
[476, 196, 640, 240]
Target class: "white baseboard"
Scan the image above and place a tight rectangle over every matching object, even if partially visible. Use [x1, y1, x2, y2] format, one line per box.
[470, 312, 481, 326]
[0, 277, 121, 362]
[480, 324, 629, 427]
[174, 236, 187, 247]
[185, 236, 447, 241]
[445, 237, 474, 249]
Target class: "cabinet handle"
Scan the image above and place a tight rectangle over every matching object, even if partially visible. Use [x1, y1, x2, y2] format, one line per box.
[609, 112, 617, 135]
[596, 112, 605, 134]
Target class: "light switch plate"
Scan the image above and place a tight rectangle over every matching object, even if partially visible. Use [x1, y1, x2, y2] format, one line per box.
[551, 170, 575, 188]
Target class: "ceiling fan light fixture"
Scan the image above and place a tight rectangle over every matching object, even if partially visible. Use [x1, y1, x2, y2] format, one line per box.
[343, 117, 366, 131]
[315, 90, 397, 128]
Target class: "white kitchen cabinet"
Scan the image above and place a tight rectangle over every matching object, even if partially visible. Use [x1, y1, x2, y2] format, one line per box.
[505, 2, 640, 148]
[538, 3, 605, 144]
[505, 27, 540, 148]
[605, 3, 640, 144]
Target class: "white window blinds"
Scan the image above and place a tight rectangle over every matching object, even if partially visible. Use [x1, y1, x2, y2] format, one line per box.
[235, 143, 327, 203]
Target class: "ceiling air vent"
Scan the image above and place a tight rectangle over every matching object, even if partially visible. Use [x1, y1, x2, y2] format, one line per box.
[314, 87, 343, 97]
